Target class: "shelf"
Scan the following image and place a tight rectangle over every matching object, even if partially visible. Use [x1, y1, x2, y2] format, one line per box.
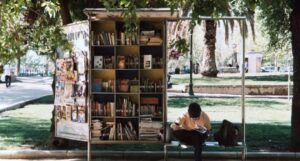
[92, 92, 114, 94]
[115, 116, 139, 119]
[140, 68, 163, 71]
[116, 44, 139, 47]
[92, 116, 114, 118]
[92, 45, 115, 47]
[140, 92, 163, 94]
[92, 69, 114, 71]
[116, 69, 140, 71]
[90, 139, 162, 144]
[115, 92, 140, 95]
[140, 44, 163, 47]
[89, 18, 166, 145]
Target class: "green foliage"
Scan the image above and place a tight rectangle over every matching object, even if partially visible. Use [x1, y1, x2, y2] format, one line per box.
[0, 0, 70, 63]
[256, 0, 292, 50]
[103, 0, 149, 37]
[169, 36, 190, 54]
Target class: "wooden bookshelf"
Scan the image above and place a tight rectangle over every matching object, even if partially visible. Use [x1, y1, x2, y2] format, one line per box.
[90, 19, 166, 143]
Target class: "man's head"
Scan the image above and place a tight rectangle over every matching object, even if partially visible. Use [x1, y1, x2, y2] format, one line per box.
[188, 102, 201, 118]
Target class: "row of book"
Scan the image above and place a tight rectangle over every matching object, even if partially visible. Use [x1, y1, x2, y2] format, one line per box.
[92, 101, 114, 117]
[117, 121, 137, 140]
[140, 79, 163, 92]
[93, 32, 116, 45]
[94, 55, 163, 70]
[117, 56, 139, 69]
[93, 29, 163, 46]
[140, 105, 162, 117]
[116, 79, 139, 93]
[116, 97, 138, 117]
[91, 119, 164, 141]
[94, 56, 115, 69]
[92, 79, 114, 92]
[118, 32, 138, 45]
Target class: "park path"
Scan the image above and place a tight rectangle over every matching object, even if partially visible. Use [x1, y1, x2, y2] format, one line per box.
[0, 77, 52, 112]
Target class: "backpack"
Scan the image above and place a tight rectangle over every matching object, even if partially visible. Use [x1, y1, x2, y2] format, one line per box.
[214, 119, 239, 147]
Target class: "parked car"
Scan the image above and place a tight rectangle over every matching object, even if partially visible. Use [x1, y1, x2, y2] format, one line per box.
[279, 66, 293, 73]
[261, 66, 276, 72]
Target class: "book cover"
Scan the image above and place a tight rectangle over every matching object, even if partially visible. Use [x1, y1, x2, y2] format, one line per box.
[94, 56, 103, 69]
[144, 55, 152, 69]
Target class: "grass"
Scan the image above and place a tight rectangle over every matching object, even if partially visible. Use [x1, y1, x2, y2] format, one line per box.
[0, 95, 291, 151]
[0, 104, 52, 150]
[168, 97, 288, 109]
[171, 74, 293, 85]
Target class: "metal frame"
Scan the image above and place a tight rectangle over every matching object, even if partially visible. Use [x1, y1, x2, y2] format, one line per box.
[166, 16, 247, 161]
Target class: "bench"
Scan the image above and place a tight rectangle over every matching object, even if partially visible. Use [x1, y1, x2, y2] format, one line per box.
[164, 140, 245, 161]
[163, 125, 246, 161]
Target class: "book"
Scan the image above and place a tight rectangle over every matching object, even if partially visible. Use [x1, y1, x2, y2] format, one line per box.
[117, 56, 126, 69]
[94, 56, 103, 69]
[194, 125, 207, 134]
[144, 55, 152, 69]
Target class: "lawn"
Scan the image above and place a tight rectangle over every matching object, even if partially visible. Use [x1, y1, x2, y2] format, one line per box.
[0, 95, 291, 152]
[171, 73, 293, 85]
[0, 104, 52, 150]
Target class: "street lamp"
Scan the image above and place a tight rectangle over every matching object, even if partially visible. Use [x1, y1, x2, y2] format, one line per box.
[189, 28, 194, 96]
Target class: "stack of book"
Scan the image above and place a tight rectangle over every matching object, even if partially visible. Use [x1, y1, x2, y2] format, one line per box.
[139, 119, 163, 141]
[91, 120, 102, 139]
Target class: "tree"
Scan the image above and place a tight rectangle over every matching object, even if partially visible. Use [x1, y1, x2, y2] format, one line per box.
[254, 0, 300, 151]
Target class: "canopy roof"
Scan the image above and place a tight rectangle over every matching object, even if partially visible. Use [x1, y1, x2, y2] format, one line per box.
[84, 8, 178, 21]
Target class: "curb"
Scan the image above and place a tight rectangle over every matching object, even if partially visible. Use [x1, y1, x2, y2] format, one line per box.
[0, 150, 300, 159]
[167, 92, 291, 99]
[0, 94, 52, 113]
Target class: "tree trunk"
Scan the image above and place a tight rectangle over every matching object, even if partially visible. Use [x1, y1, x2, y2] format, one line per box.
[201, 20, 218, 77]
[49, 0, 73, 148]
[16, 57, 21, 76]
[58, 0, 72, 25]
[290, 0, 300, 151]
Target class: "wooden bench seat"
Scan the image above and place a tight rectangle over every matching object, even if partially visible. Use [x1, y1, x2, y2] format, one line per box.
[164, 140, 245, 161]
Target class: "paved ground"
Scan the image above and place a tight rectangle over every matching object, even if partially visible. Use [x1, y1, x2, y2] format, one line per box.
[0, 159, 297, 161]
[0, 77, 52, 112]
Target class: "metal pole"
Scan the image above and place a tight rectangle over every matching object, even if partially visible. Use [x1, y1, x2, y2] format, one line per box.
[87, 14, 92, 161]
[288, 50, 291, 104]
[189, 27, 194, 96]
[241, 20, 246, 161]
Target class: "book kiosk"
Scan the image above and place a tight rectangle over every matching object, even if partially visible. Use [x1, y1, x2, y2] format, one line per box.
[55, 9, 247, 161]
[54, 9, 177, 160]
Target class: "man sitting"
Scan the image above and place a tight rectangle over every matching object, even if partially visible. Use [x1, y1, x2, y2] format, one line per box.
[170, 102, 211, 161]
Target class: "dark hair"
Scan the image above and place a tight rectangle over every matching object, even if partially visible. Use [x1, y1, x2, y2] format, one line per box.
[188, 102, 201, 118]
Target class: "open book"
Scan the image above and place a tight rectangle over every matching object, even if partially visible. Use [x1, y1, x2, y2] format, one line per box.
[194, 125, 207, 134]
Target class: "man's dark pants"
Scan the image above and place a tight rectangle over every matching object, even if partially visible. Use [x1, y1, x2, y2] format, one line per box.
[5, 75, 11, 87]
[172, 129, 208, 161]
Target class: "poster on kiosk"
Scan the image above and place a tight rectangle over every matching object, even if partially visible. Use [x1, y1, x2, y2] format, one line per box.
[54, 21, 89, 142]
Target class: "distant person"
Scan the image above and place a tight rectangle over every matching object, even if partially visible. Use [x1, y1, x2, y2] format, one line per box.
[4, 63, 11, 87]
[170, 102, 211, 161]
